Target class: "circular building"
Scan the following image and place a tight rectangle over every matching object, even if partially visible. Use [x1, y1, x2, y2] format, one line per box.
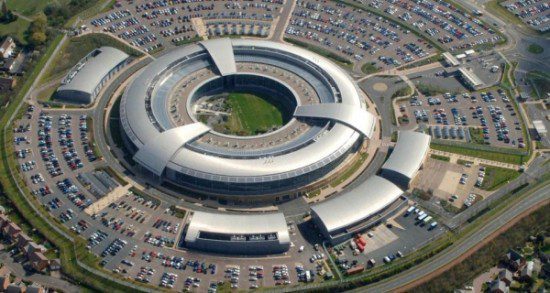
[120, 38, 375, 200]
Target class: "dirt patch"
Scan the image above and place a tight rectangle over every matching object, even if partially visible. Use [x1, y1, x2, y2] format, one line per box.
[372, 82, 388, 92]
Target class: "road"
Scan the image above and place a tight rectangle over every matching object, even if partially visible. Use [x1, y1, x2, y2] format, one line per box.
[353, 183, 549, 292]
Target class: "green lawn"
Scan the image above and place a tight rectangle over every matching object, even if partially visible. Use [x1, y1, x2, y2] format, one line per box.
[225, 92, 284, 136]
[40, 33, 142, 84]
[6, 0, 68, 17]
[0, 17, 30, 44]
[480, 166, 521, 191]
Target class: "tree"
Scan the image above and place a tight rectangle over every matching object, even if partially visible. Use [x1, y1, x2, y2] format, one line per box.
[0, 0, 16, 23]
[29, 32, 47, 46]
[26, 14, 48, 46]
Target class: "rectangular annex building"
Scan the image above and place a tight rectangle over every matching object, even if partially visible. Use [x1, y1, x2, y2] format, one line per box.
[380, 131, 431, 189]
[56, 47, 129, 104]
[311, 176, 405, 244]
[182, 211, 290, 255]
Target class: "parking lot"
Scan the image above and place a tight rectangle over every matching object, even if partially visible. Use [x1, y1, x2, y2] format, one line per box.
[413, 158, 490, 208]
[87, 0, 285, 52]
[369, 0, 503, 51]
[330, 206, 444, 276]
[500, 0, 549, 32]
[397, 86, 526, 148]
[285, 1, 436, 71]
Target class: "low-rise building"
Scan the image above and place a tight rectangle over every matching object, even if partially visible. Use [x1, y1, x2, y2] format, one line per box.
[0, 37, 16, 59]
[457, 67, 484, 90]
[443, 52, 460, 67]
[56, 47, 129, 104]
[0, 76, 16, 91]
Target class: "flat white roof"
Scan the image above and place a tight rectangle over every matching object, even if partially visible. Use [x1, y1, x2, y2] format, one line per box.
[533, 120, 547, 135]
[184, 211, 290, 244]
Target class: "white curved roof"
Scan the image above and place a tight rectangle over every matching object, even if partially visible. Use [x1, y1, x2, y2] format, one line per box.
[168, 124, 358, 179]
[311, 176, 403, 233]
[199, 38, 236, 76]
[381, 131, 431, 181]
[122, 38, 368, 183]
[294, 104, 376, 139]
[58, 47, 128, 95]
[184, 211, 290, 244]
[133, 123, 210, 176]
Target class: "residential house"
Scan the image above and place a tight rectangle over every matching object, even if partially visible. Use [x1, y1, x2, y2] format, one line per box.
[49, 259, 61, 271]
[0, 273, 10, 291]
[5, 282, 26, 293]
[25, 242, 45, 255]
[0, 214, 9, 228]
[498, 269, 513, 286]
[15, 234, 32, 252]
[2, 222, 21, 242]
[0, 37, 15, 59]
[29, 251, 49, 272]
[506, 249, 526, 271]
[0, 76, 15, 91]
[520, 260, 534, 280]
[490, 279, 509, 293]
[25, 284, 44, 293]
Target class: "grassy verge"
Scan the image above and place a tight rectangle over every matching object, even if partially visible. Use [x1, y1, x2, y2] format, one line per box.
[330, 152, 368, 188]
[430, 154, 450, 162]
[129, 187, 161, 206]
[399, 54, 443, 70]
[526, 71, 550, 99]
[430, 142, 527, 165]
[362, 62, 380, 74]
[284, 37, 353, 68]
[40, 33, 142, 84]
[173, 36, 203, 46]
[479, 166, 521, 191]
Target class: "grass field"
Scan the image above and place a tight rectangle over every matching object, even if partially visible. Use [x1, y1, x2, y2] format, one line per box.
[480, 166, 521, 191]
[0, 17, 30, 44]
[40, 33, 142, 84]
[224, 92, 284, 136]
[469, 127, 487, 145]
[6, 0, 68, 17]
